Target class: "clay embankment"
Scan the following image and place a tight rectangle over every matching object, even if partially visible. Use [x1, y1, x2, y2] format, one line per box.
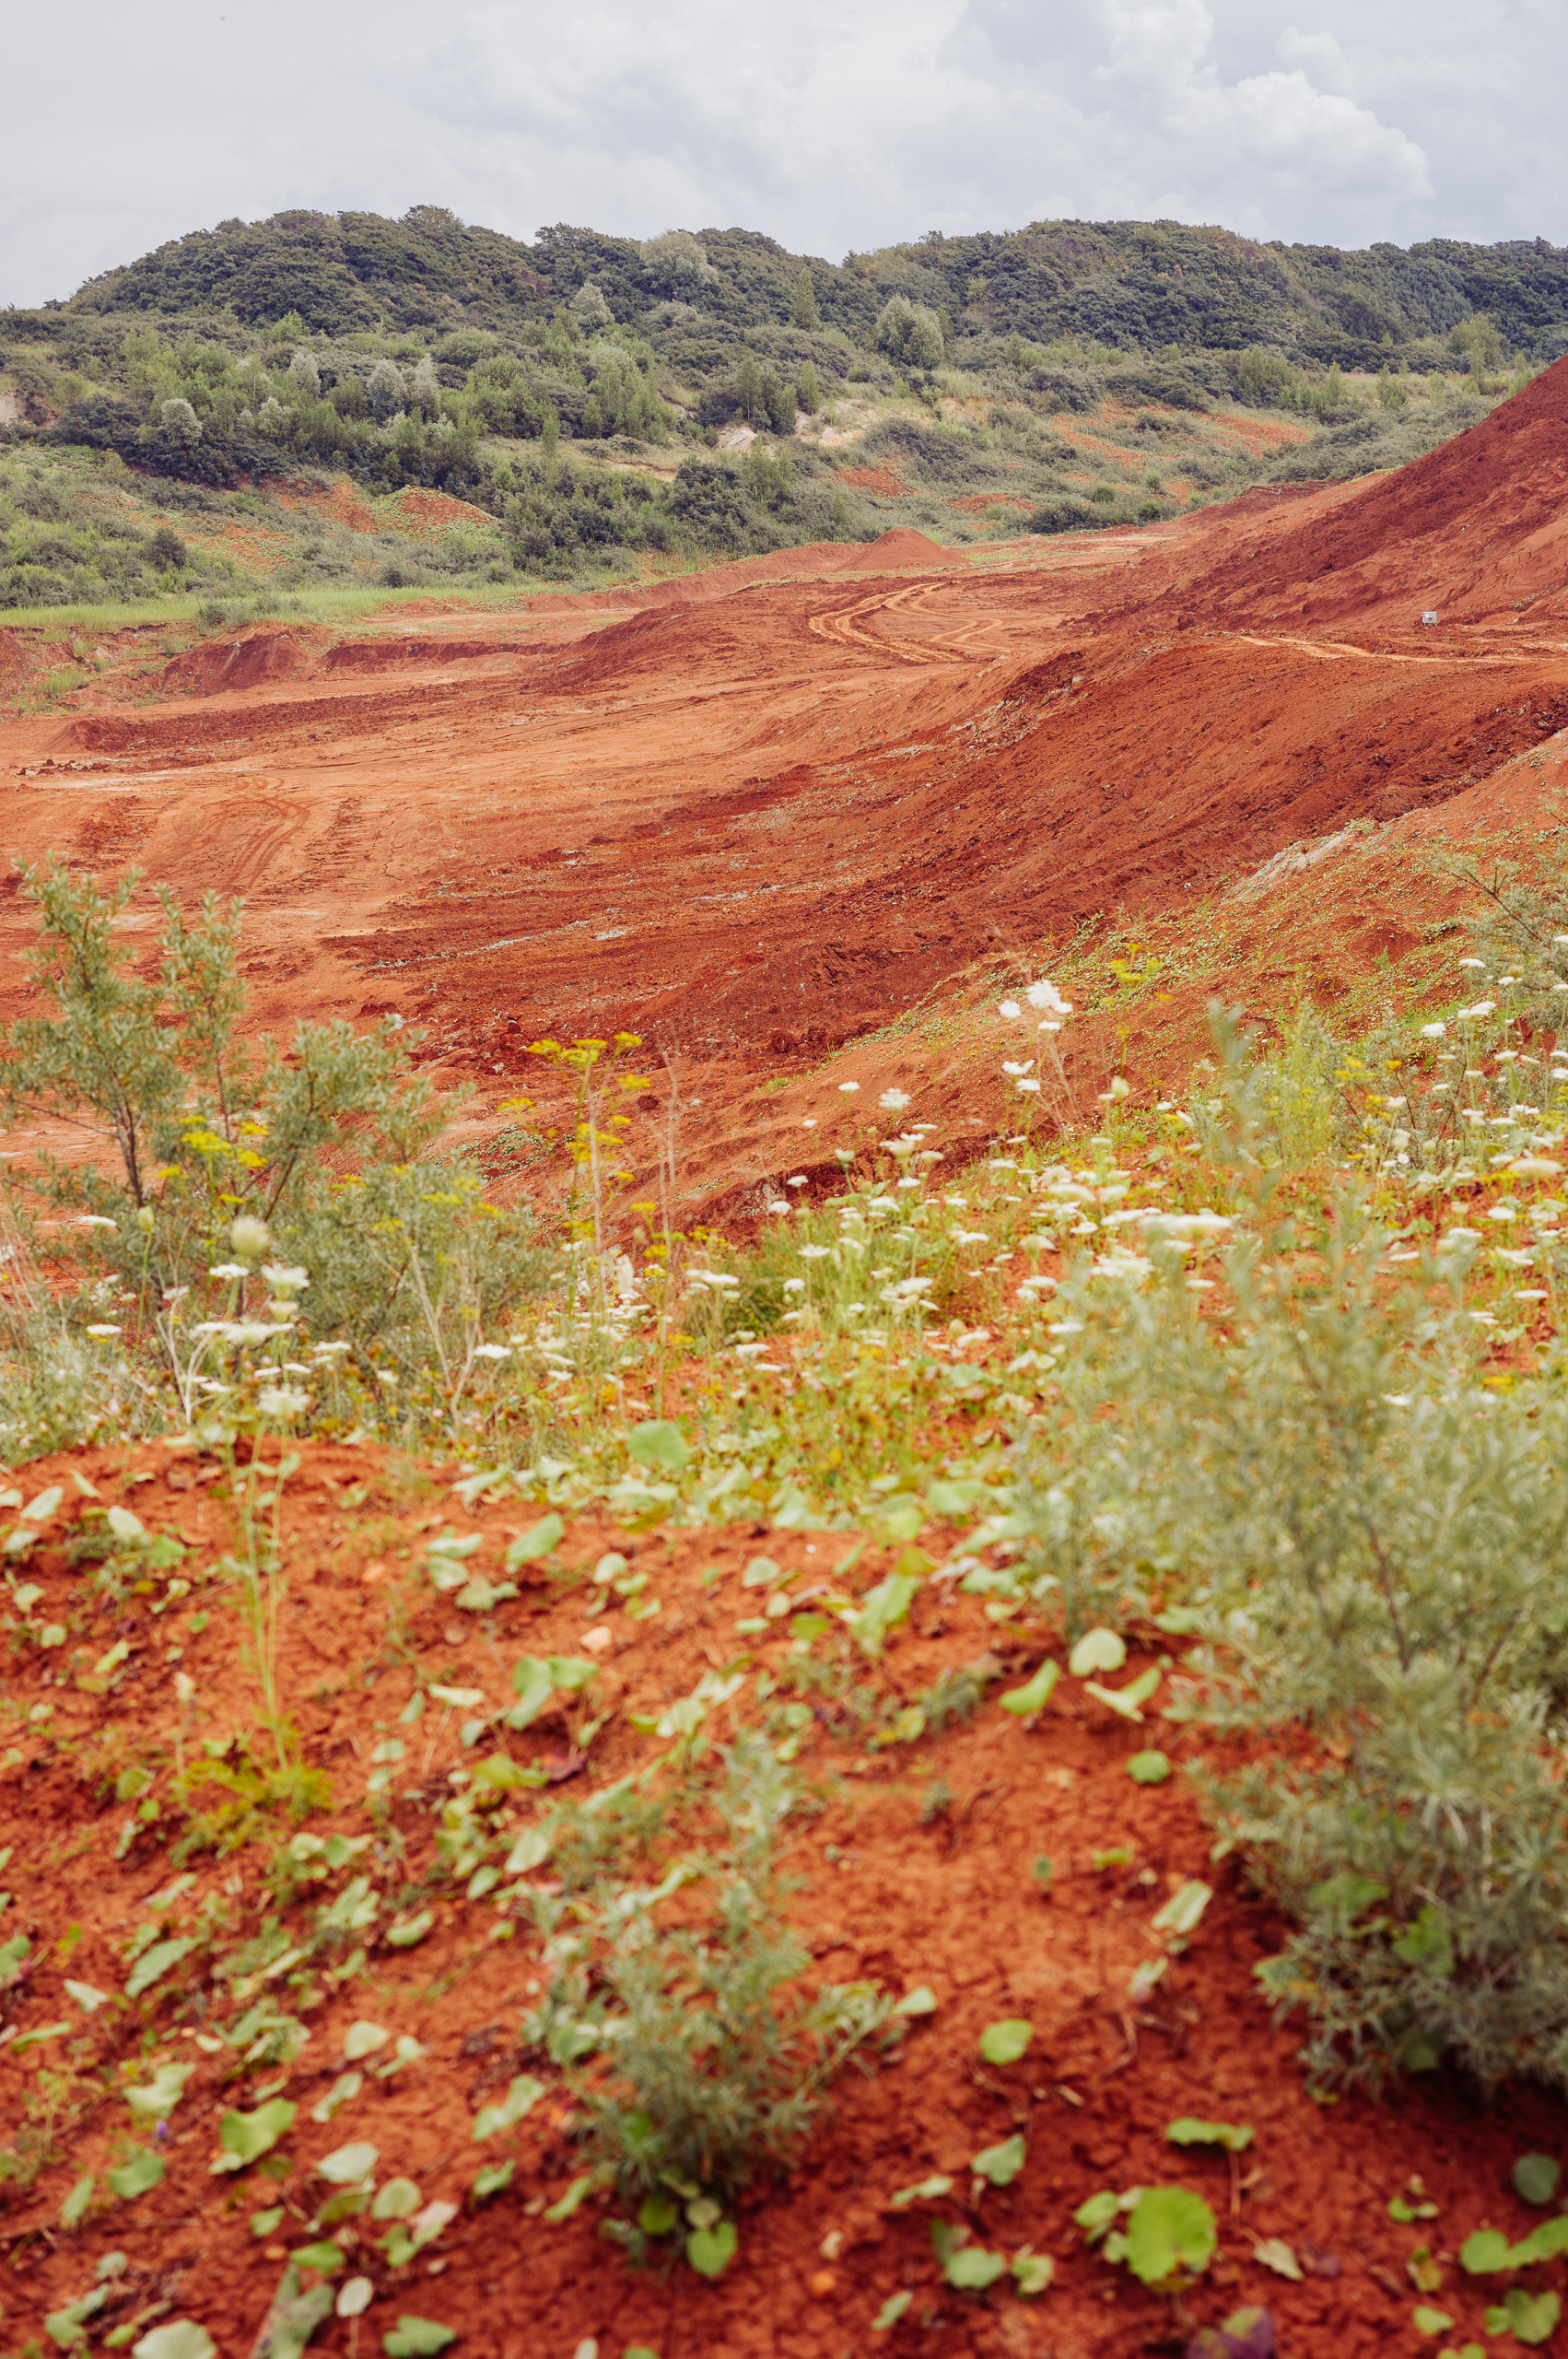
[3, 378, 1568, 1207]
[1112, 352, 1568, 640]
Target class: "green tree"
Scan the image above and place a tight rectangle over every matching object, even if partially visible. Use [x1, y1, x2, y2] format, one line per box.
[1448, 314, 1504, 373]
[158, 399, 201, 448]
[410, 353, 441, 416]
[761, 373, 796, 437]
[872, 297, 943, 375]
[641, 230, 718, 298]
[367, 358, 405, 422]
[734, 354, 763, 422]
[570, 281, 613, 332]
[790, 266, 820, 332]
[796, 359, 820, 414]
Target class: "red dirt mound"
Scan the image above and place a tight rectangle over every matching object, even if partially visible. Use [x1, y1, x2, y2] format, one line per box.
[843, 526, 949, 569]
[382, 485, 498, 539]
[1141, 356, 1568, 634]
[160, 627, 308, 696]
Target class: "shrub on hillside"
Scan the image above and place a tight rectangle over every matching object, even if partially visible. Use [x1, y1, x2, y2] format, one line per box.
[532, 1736, 892, 2252]
[0, 863, 550, 1444]
[1006, 1025, 1568, 2096]
[872, 296, 944, 374]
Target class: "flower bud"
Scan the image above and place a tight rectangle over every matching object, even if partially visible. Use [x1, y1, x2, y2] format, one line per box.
[229, 1215, 271, 1262]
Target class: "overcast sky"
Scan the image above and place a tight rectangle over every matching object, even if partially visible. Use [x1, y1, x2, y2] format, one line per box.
[3, 0, 1562, 308]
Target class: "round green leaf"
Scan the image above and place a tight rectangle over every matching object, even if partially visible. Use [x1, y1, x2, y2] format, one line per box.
[384, 1911, 433, 1950]
[382, 2318, 457, 2357]
[627, 1420, 691, 1473]
[943, 2246, 1008, 2291]
[1514, 2154, 1562, 2208]
[1124, 2186, 1217, 2285]
[686, 2220, 737, 2279]
[1410, 2308, 1454, 2338]
[372, 2179, 421, 2221]
[1129, 1751, 1172, 1785]
[1504, 2288, 1562, 2346]
[970, 2134, 1026, 2188]
[978, 2018, 1032, 2066]
[290, 2241, 345, 2275]
[336, 2280, 374, 2320]
[1459, 2229, 1513, 2275]
[1069, 1628, 1126, 1677]
[133, 2327, 216, 2359]
[212, 2097, 296, 2174]
[316, 2142, 378, 2186]
[108, 2150, 165, 2201]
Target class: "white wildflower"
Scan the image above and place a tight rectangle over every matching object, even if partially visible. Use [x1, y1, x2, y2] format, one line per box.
[258, 1385, 310, 1419]
[1026, 980, 1072, 1015]
[261, 1263, 310, 1294]
[998, 1000, 1022, 1020]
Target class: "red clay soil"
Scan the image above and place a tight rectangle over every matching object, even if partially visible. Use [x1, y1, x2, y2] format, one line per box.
[1, 1440, 1560, 2358]
[2, 379, 1568, 1203]
[1111, 356, 1568, 640]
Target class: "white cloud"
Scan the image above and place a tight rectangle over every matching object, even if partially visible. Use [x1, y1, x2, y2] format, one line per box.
[0, 0, 1562, 307]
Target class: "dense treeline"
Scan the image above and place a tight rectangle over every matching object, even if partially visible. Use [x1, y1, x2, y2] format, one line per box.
[17, 205, 1568, 368]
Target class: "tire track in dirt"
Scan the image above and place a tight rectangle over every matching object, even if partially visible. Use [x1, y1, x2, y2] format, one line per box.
[6, 375, 1568, 1202]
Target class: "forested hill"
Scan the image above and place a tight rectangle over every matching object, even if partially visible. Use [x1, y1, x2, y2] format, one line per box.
[24, 207, 1568, 370]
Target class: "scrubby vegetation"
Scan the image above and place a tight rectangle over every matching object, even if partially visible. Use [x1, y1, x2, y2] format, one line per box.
[1, 207, 1557, 606]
